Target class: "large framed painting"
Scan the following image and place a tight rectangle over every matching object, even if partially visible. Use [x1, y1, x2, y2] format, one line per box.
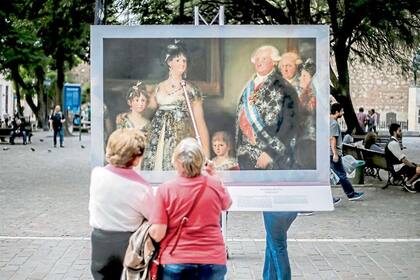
[91, 25, 332, 211]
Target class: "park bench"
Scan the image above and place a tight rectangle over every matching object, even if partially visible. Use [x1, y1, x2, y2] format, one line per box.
[0, 126, 33, 144]
[360, 148, 387, 182]
[0, 128, 12, 142]
[352, 134, 405, 149]
[342, 143, 407, 189]
[352, 134, 389, 144]
[342, 143, 363, 160]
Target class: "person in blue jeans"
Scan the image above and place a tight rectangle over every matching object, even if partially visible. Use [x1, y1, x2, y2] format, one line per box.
[330, 103, 364, 200]
[263, 212, 297, 280]
[49, 105, 65, 148]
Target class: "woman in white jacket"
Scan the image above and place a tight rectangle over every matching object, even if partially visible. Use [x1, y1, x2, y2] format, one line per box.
[89, 128, 153, 279]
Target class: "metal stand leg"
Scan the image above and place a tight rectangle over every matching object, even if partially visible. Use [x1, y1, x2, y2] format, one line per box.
[221, 211, 229, 260]
[221, 211, 227, 240]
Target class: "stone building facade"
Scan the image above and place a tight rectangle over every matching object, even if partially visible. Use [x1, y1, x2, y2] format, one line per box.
[349, 60, 412, 129]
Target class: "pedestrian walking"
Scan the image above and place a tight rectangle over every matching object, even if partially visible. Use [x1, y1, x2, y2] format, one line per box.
[49, 105, 65, 147]
[330, 103, 364, 200]
[356, 107, 368, 132]
[262, 211, 297, 280]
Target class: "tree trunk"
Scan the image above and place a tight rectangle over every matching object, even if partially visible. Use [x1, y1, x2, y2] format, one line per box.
[332, 43, 364, 135]
[55, 61, 64, 107]
[13, 80, 23, 116]
[55, 54, 73, 136]
[24, 93, 45, 129]
[34, 66, 49, 130]
[179, 0, 185, 22]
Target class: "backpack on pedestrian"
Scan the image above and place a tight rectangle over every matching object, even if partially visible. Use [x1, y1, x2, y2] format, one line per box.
[121, 221, 158, 280]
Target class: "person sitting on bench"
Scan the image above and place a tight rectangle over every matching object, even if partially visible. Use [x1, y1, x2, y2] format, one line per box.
[385, 123, 420, 193]
[364, 132, 383, 152]
[10, 116, 28, 145]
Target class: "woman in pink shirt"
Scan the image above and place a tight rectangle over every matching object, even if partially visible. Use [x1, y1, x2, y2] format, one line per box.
[149, 138, 232, 280]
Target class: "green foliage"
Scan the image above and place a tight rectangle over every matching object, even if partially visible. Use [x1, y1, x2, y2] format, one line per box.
[82, 83, 91, 104]
[121, 0, 418, 133]
[0, 0, 94, 128]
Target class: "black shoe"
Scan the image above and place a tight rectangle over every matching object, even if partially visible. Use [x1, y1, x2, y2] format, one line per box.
[60, 145, 64, 148]
[54, 144, 57, 148]
[333, 197, 342, 206]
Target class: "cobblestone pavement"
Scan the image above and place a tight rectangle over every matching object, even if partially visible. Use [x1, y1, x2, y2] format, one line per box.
[1, 131, 420, 279]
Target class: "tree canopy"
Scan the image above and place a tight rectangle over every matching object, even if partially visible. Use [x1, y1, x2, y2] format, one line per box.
[0, 0, 94, 128]
[113, 0, 420, 133]
[1, 0, 418, 132]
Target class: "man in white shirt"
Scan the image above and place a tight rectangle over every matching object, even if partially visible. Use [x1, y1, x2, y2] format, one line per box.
[385, 123, 420, 193]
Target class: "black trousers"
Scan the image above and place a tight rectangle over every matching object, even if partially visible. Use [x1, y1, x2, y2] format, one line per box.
[91, 228, 132, 280]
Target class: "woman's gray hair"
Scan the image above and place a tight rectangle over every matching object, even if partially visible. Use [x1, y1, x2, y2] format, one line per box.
[250, 45, 281, 64]
[172, 138, 204, 178]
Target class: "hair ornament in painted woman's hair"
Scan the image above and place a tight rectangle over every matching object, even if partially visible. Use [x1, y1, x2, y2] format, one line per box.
[127, 81, 146, 100]
[164, 39, 186, 63]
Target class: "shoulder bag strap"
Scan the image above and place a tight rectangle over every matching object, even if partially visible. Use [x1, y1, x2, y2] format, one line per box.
[158, 175, 208, 257]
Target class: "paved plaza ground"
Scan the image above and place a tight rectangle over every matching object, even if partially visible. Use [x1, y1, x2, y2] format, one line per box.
[1, 131, 420, 279]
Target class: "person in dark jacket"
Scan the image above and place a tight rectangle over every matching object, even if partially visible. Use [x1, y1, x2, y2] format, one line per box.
[9, 115, 27, 145]
[49, 105, 65, 147]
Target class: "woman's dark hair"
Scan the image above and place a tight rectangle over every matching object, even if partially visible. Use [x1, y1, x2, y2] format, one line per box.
[364, 132, 377, 149]
[161, 40, 189, 67]
[301, 58, 316, 77]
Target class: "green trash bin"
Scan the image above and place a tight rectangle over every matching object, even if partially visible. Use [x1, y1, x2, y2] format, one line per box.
[350, 160, 365, 185]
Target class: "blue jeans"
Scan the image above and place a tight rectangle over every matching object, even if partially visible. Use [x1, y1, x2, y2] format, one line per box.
[330, 155, 355, 197]
[263, 212, 297, 280]
[53, 127, 64, 146]
[161, 264, 226, 280]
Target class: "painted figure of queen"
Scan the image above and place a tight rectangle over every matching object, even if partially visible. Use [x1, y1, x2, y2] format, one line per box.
[235, 45, 300, 170]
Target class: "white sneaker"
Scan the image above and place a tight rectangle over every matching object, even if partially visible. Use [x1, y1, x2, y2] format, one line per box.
[298, 212, 314, 216]
[403, 183, 417, 193]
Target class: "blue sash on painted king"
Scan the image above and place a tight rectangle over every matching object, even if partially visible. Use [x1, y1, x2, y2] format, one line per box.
[242, 80, 265, 135]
